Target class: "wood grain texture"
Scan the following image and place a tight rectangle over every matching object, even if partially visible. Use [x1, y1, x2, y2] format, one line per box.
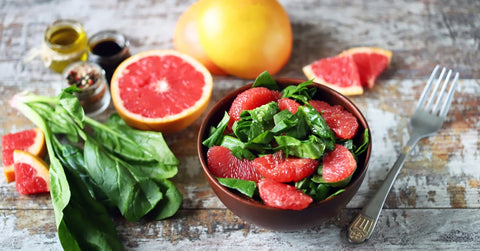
[1, 0, 479, 249]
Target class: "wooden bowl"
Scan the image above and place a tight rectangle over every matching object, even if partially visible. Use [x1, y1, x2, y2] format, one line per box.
[197, 78, 371, 231]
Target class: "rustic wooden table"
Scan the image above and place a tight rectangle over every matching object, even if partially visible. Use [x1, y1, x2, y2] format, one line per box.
[1, 0, 479, 250]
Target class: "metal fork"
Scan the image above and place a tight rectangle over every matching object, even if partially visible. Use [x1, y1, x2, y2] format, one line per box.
[347, 65, 459, 244]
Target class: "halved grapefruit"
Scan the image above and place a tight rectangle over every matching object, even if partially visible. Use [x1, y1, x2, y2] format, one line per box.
[13, 150, 50, 195]
[110, 50, 213, 133]
[173, 1, 227, 75]
[1, 128, 46, 183]
[303, 55, 364, 96]
[339, 47, 392, 88]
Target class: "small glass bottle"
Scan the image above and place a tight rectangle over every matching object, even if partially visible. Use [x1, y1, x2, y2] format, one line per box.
[88, 30, 130, 83]
[43, 19, 88, 73]
[63, 61, 111, 117]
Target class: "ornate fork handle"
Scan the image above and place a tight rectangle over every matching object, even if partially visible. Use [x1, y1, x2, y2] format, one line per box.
[347, 135, 421, 243]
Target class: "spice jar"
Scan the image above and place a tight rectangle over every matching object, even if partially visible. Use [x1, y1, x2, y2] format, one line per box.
[43, 20, 88, 73]
[63, 61, 110, 117]
[88, 30, 130, 83]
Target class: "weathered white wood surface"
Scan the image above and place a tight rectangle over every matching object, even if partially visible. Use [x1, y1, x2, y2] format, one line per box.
[1, 0, 479, 250]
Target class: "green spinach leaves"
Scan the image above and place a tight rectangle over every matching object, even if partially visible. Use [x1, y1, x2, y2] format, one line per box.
[11, 89, 182, 250]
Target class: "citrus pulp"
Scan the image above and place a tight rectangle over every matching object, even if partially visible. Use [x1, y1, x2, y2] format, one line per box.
[1, 128, 45, 182]
[13, 150, 50, 195]
[303, 55, 364, 96]
[258, 178, 313, 210]
[110, 50, 213, 133]
[207, 146, 262, 182]
[339, 47, 392, 88]
[322, 144, 357, 188]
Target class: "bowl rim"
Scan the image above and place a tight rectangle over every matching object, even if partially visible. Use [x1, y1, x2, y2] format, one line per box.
[197, 78, 372, 211]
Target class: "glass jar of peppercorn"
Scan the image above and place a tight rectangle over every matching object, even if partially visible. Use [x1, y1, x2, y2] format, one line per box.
[63, 61, 110, 116]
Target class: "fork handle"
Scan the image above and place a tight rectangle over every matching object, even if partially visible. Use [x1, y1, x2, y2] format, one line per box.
[347, 134, 422, 244]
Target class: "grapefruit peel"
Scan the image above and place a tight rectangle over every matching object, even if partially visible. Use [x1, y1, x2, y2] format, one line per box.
[173, 1, 227, 75]
[111, 50, 213, 133]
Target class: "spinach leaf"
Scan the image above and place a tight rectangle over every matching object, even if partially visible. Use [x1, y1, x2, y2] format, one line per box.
[274, 135, 326, 159]
[281, 79, 316, 104]
[202, 111, 230, 148]
[252, 71, 280, 90]
[52, 138, 113, 207]
[148, 179, 183, 220]
[271, 109, 309, 139]
[233, 101, 279, 142]
[354, 129, 370, 156]
[296, 178, 331, 202]
[87, 114, 178, 166]
[216, 177, 257, 197]
[12, 89, 183, 250]
[84, 138, 163, 221]
[297, 105, 335, 151]
[59, 153, 122, 250]
[29, 102, 80, 142]
[58, 90, 85, 129]
[220, 135, 257, 160]
[326, 189, 345, 199]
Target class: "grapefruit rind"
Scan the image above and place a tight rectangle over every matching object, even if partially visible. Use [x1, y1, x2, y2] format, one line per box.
[2, 128, 46, 183]
[13, 150, 50, 194]
[173, 1, 227, 75]
[302, 63, 364, 96]
[195, 0, 293, 79]
[111, 50, 213, 133]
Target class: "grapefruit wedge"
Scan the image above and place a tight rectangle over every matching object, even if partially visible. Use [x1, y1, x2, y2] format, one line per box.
[339, 47, 392, 88]
[303, 55, 364, 96]
[13, 150, 50, 195]
[258, 178, 313, 210]
[111, 50, 213, 133]
[1, 128, 46, 182]
[207, 146, 262, 182]
[321, 144, 357, 188]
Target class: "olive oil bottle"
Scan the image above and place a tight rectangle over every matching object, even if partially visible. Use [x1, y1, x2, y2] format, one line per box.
[43, 20, 88, 73]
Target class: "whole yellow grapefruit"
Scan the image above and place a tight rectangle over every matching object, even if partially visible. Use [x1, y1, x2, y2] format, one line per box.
[173, 1, 227, 75]
[195, 0, 292, 79]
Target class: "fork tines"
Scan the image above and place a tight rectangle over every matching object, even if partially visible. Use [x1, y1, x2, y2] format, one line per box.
[416, 65, 460, 117]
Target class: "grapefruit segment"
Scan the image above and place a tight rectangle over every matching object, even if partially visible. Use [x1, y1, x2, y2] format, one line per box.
[278, 98, 300, 114]
[322, 144, 357, 188]
[110, 50, 213, 133]
[173, 1, 227, 75]
[207, 146, 262, 182]
[13, 150, 50, 195]
[258, 178, 313, 210]
[227, 87, 282, 130]
[1, 128, 46, 182]
[252, 151, 318, 183]
[303, 55, 363, 96]
[339, 47, 392, 88]
[309, 100, 359, 139]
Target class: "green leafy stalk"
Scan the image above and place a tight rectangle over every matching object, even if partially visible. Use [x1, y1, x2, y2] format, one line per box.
[10, 89, 182, 250]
